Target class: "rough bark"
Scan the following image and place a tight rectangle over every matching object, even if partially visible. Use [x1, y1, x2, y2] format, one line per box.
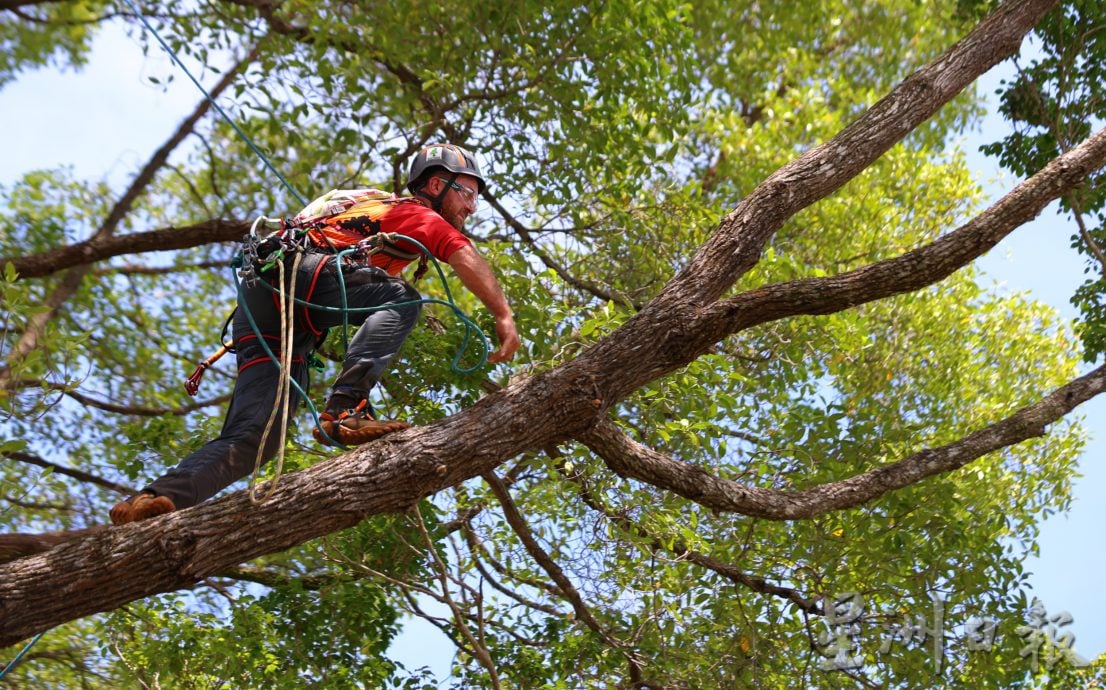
[0, 0, 1080, 648]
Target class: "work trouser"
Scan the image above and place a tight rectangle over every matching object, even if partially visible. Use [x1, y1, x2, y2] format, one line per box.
[146, 252, 421, 509]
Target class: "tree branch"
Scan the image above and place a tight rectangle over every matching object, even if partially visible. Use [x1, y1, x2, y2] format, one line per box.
[583, 364, 1106, 520]
[0, 0, 64, 11]
[5, 377, 231, 416]
[697, 126, 1106, 341]
[62, 388, 231, 417]
[3, 450, 135, 495]
[483, 192, 640, 308]
[412, 506, 502, 689]
[92, 260, 230, 277]
[482, 471, 640, 672]
[1, 219, 250, 281]
[459, 521, 565, 616]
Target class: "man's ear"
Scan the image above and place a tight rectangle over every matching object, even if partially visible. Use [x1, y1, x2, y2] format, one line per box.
[421, 176, 441, 196]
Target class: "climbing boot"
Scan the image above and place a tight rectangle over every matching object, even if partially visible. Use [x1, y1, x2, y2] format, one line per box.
[313, 399, 409, 447]
[109, 492, 176, 525]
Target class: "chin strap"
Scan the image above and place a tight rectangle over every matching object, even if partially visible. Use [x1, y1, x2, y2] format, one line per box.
[418, 171, 459, 214]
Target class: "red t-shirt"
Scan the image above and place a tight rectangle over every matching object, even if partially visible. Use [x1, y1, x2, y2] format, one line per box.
[370, 200, 472, 275]
[302, 193, 471, 276]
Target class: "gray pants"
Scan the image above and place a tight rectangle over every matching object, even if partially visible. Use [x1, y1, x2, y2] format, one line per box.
[147, 252, 421, 508]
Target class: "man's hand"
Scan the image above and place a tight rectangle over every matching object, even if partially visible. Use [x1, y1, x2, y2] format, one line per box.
[489, 312, 521, 363]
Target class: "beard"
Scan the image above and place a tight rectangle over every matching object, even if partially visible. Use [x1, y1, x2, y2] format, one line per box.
[446, 210, 467, 231]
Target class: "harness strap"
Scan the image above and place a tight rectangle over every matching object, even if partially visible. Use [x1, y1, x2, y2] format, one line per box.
[301, 256, 330, 337]
[239, 353, 306, 375]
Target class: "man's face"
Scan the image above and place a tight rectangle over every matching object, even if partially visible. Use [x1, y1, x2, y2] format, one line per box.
[428, 173, 480, 230]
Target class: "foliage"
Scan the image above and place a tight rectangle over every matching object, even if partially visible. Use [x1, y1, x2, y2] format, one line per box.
[980, 0, 1106, 361]
[0, 0, 1100, 687]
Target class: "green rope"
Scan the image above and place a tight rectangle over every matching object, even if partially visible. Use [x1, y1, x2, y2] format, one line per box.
[118, 0, 307, 207]
[0, 632, 44, 680]
[232, 234, 491, 450]
[234, 265, 340, 446]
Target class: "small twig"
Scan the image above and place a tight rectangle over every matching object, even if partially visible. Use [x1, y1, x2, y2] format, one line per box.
[483, 470, 645, 678]
[411, 506, 503, 689]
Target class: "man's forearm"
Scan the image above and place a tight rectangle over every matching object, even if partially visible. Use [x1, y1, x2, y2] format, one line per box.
[447, 244, 520, 362]
[447, 245, 512, 317]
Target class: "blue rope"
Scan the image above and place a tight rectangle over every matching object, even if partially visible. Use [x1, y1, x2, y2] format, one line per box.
[118, 0, 307, 207]
[0, 632, 44, 680]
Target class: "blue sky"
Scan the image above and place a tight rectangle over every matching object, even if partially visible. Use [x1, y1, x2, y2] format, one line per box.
[1, 21, 1102, 676]
[968, 59, 1106, 663]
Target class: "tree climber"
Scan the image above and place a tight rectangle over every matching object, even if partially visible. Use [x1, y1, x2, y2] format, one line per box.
[110, 144, 520, 525]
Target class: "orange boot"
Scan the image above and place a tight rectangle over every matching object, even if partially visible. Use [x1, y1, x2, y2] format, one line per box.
[313, 399, 408, 446]
[109, 492, 176, 525]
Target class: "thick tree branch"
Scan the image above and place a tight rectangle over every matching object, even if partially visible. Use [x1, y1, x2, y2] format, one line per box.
[0, 527, 108, 565]
[697, 126, 1106, 340]
[1, 219, 250, 280]
[590, 121, 1106, 409]
[661, 0, 1058, 307]
[0, 0, 63, 11]
[583, 364, 1106, 520]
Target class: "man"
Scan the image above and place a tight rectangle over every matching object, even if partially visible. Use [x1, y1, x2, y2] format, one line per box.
[110, 144, 519, 524]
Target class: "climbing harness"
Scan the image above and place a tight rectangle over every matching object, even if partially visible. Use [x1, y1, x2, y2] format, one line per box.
[186, 208, 492, 396]
[247, 248, 301, 504]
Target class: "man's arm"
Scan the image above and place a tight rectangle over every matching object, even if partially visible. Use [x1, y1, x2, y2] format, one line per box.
[447, 244, 520, 363]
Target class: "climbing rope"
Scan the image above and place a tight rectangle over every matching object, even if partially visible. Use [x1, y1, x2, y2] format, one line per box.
[248, 249, 302, 505]
[118, 0, 306, 206]
[0, 632, 44, 681]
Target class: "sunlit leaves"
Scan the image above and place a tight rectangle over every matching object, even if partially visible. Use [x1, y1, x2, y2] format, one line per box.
[981, 0, 1106, 360]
